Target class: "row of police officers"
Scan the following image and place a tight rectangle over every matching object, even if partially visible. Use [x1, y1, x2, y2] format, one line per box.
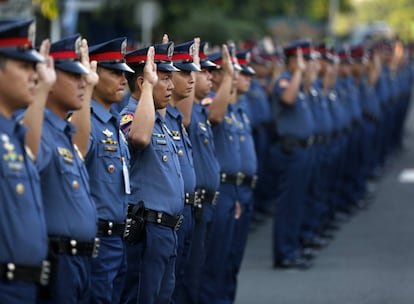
[1, 16, 413, 304]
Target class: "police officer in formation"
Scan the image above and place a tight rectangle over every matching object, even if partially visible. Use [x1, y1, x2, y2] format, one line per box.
[1, 15, 414, 304]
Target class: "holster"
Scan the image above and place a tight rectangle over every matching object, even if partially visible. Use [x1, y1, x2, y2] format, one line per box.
[123, 201, 146, 244]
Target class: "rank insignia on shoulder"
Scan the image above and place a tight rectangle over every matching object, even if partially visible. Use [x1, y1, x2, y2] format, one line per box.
[201, 97, 213, 107]
[120, 114, 134, 126]
[279, 79, 290, 88]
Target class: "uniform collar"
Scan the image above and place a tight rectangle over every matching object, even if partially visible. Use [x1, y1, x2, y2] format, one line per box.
[91, 100, 118, 125]
[0, 114, 25, 138]
[44, 108, 75, 136]
[166, 104, 182, 121]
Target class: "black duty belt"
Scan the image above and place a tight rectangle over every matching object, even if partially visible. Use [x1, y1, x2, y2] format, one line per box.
[49, 237, 100, 258]
[314, 134, 330, 144]
[184, 191, 199, 206]
[273, 134, 315, 149]
[198, 189, 220, 206]
[0, 260, 50, 286]
[363, 112, 379, 123]
[220, 172, 258, 188]
[97, 220, 126, 237]
[144, 209, 183, 231]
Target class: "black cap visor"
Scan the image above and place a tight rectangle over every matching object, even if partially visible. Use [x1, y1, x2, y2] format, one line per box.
[173, 62, 201, 72]
[55, 60, 89, 75]
[98, 61, 134, 73]
[0, 48, 44, 63]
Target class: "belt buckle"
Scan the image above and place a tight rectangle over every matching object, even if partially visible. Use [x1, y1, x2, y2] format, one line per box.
[39, 260, 51, 286]
[251, 175, 258, 189]
[236, 172, 245, 186]
[174, 215, 184, 231]
[212, 191, 220, 205]
[307, 136, 314, 147]
[92, 238, 100, 258]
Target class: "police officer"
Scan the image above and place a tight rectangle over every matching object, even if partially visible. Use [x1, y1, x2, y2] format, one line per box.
[28, 34, 98, 303]
[199, 45, 242, 304]
[270, 40, 316, 269]
[167, 39, 200, 304]
[222, 50, 258, 304]
[180, 41, 221, 304]
[119, 42, 184, 304]
[70, 37, 134, 303]
[0, 18, 55, 304]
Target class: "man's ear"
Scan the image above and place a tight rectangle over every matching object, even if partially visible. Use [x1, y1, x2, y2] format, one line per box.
[136, 75, 145, 90]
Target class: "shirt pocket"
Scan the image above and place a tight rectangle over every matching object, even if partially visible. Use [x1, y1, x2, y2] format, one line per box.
[97, 142, 122, 183]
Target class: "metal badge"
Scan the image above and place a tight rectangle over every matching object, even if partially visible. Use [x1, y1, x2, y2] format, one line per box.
[74, 36, 82, 56]
[121, 39, 127, 56]
[246, 52, 251, 63]
[203, 42, 209, 55]
[189, 43, 195, 57]
[167, 42, 174, 59]
[28, 22, 36, 47]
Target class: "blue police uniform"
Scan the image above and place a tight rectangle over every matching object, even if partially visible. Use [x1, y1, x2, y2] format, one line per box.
[86, 101, 130, 303]
[199, 96, 241, 304]
[0, 18, 49, 304]
[36, 35, 97, 303]
[223, 92, 258, 304]
[119, 41, 185, 303]
[168, 41, 201, 304]
[86, 37, 134, 304]
[0, 116, 49, 304]
[181, 100, 221, 304]
[37, 108, 97, 303]
[245, 78, 274, 214]
[270, 41, 316, 268]
[165, 105, 197, 304]
[300, 84, 331, 244]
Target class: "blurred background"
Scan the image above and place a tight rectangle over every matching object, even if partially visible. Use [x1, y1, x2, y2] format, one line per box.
[1, 0, 413, 49]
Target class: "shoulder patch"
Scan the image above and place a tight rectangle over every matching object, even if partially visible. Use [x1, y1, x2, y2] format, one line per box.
[201, 97, 213, 107]
[120, 113, 134, 126]
[279, 79, 290, 89]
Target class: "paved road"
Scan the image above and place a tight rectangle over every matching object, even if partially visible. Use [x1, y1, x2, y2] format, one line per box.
[235, 101, 414, 304]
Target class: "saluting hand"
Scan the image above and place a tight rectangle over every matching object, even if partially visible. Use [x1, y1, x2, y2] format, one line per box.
[143, 46, 158, 86]
[221, 45, 234, 77]
[80, 39, 99, 87]
[192, 37, 200, 68]
[296, 48, 306, 73]
[36, 39, 56, 90]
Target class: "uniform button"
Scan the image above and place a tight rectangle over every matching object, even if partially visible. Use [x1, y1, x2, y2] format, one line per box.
[162, 155, 168, 162]
[240, 136, 245, 142]
[229, 136, 233, 141]
[16, 183, 24, 195]
[72, 180, 79, 190]
[178, 150, 184, 157]
[108, 164, 115, 173]
[204, 138, 209, 145]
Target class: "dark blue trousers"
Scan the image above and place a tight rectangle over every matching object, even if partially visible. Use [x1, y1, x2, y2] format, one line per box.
[171, 204, 194, 304]
[89, 236, 127, 304]
[271, 143, 311, 263]
[180, 201, 216, 304]
[120, 223, 177, 304]
[39, 255, 91, 304]
[199, 183, 237, 304]
[0, 281, 37, 304]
